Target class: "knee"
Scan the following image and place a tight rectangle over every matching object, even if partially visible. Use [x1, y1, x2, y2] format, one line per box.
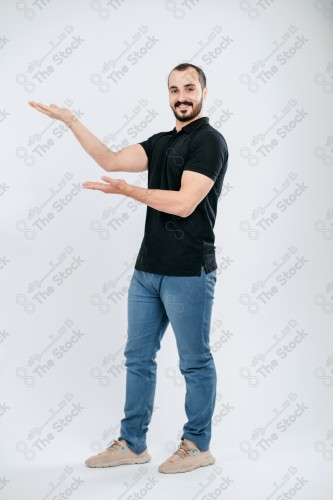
[179, 351, 215, 374]
[124, 340, 157, 365]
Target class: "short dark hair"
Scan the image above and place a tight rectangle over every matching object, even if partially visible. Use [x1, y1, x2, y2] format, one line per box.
[168, 63, 207, 89]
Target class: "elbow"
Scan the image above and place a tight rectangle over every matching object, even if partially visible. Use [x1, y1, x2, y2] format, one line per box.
[179, 209, 194, 218]
[105, 153, 116, 172]
[175, 201, 197, 218]
[101, 150, 117, 172]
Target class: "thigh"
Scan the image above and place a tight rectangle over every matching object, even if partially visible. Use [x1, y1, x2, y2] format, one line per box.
[160, 269, 217, 362]
[126, 270, 169, 355]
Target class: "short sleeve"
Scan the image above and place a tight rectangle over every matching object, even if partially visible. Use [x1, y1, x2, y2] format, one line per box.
[139, 131, 167, 160]
[139, 136, 152, 158]
[184, 131, 228, 182]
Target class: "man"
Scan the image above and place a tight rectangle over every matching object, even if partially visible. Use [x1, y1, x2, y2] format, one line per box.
[28, 62, 228, 474]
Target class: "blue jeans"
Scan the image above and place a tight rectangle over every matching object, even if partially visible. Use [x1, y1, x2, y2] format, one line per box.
[118, 267, 217, 453]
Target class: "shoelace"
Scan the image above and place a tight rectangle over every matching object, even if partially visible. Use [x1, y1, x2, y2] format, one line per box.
[173, 441, 193, 459]
[105, 439, 122, 452]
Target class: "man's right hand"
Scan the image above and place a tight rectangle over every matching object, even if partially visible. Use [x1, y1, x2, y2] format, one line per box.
[28, 101, 74, 126]
[28, 101, 148, 173]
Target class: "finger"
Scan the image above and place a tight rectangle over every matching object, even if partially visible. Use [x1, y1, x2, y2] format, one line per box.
[36, 108, 53, 117]
[101, 176, 113, 183]
[29, 102, 51, 113]
[29, 101, 43, 110]
[29, 102, 53, 116]
[82, 182, 110, 191]
[36, 102, 52, 112]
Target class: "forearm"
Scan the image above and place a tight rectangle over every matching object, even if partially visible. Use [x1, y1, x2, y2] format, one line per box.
[66, 114, 114, 171]
[124, 184, 193, 217]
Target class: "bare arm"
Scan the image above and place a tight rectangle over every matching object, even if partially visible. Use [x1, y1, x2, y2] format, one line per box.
[83, 170, 214, 218]
[28, 102, 148, 173]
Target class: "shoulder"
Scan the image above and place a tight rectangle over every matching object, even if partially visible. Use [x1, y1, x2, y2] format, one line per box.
[139, 130, 171, 157]
[140, 130, 171, 145]
[190, 124, 228, 157]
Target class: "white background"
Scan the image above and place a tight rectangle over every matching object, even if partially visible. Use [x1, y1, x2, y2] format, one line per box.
[0, 0, 332, 499]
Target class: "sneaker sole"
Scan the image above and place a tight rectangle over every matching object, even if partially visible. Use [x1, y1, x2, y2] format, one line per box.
[86, 455, 151, 468]
[158, 456, 215, 474]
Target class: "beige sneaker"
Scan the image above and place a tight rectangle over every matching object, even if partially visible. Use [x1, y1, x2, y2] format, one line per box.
[85, 439, 151, 468]
[158, 438, 215, 474]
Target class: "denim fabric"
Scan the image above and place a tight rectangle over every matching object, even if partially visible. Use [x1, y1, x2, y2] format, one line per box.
[118, 267, 217, 453]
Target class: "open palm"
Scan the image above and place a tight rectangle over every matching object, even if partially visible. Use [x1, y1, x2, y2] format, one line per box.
[28, 101, 72, 124]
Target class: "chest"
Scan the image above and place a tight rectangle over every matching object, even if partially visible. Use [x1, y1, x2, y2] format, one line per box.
[148, 133, 191, 190]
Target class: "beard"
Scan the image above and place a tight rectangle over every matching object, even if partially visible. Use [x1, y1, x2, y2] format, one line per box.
[171, 95, 204, 122]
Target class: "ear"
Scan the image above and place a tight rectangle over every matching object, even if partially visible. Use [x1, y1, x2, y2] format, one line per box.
[203, 87, 208, 100]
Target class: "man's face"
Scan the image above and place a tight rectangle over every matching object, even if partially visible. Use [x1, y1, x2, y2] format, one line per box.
[168, 68, 206, 123]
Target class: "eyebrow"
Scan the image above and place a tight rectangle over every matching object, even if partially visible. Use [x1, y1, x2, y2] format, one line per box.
[169, 83, 196, 89]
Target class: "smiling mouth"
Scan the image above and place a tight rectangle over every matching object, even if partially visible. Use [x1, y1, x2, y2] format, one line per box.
[177, 103, 192, 110]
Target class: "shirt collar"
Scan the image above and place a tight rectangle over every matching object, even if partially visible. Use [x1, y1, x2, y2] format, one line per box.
[171, 116, 209, 135]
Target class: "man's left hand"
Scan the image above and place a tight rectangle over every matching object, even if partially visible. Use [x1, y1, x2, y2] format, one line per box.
[82, 176, 128, 195]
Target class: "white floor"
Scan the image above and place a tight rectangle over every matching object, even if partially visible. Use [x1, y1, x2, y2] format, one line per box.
[1, 441, 332, 500]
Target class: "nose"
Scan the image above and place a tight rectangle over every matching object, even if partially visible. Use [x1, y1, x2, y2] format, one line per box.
[178, 88, 188, 101]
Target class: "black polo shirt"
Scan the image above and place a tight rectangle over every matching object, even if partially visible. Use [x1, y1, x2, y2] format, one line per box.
[134, 116, 228, 276]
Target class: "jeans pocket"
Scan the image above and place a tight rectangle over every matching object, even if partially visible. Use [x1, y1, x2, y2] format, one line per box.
[208, 269, 217, 282]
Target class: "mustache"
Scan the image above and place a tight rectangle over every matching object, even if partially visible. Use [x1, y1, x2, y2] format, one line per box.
[175, 101, 192, 108]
